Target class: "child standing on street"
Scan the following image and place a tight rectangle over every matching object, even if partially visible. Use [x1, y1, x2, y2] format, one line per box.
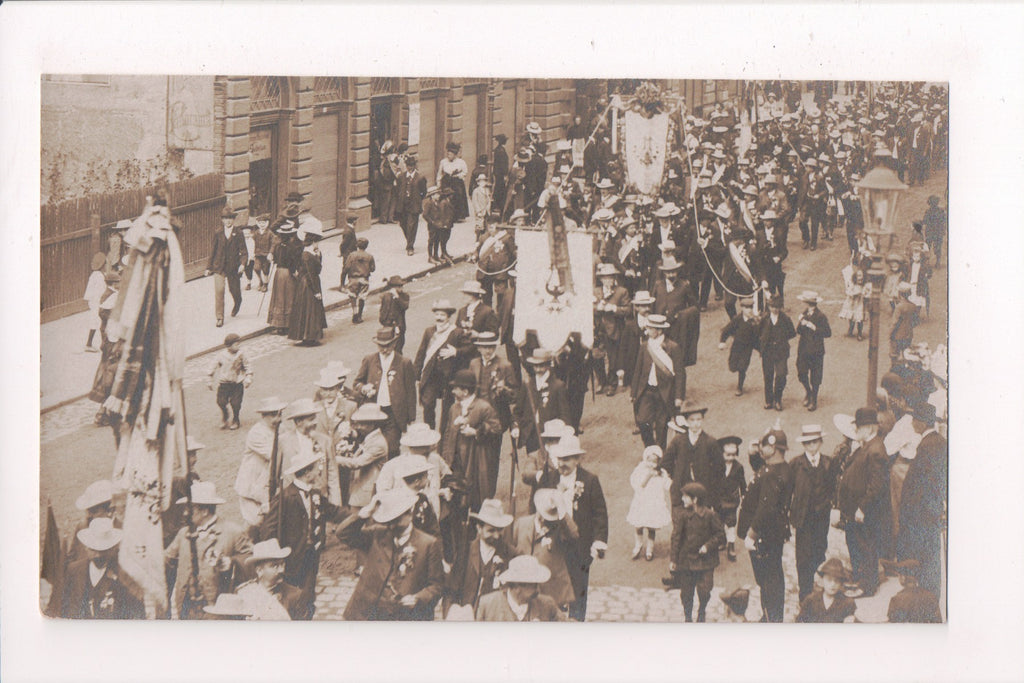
[83, 252, 107, 352]
[626, 445, 672, 561]
[671, 482, 726, 622]
[341, 237, 376, 324]
[717, 436, 747, 562]
[208, 333, 253, 430]
[839, 265, 870, 340]
[251, 214, 274, 292]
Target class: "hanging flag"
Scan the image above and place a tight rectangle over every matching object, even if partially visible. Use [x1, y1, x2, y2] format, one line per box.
[623, 110, 670, 195]
[40, 501, 65, 617]
[105, 193, 188, 617]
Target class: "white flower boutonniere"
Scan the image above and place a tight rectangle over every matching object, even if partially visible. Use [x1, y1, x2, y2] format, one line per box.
[397, 545, 417, 578]
[573, 480, 585, 511]
[99, 591, 115, 611]
[540, 536, 553, 550]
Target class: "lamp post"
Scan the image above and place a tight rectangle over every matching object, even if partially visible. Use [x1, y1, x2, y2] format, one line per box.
[857, 149, 908, 406]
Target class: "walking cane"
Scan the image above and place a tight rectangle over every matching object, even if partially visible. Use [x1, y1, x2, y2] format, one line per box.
[508, 434, 520, 518]
[257, 262, 276, 317]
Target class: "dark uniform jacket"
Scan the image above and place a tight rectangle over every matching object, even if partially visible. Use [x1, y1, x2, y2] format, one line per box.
[758, 311, 797, 363]
[796, 307, 832, 358]
[743, 460, 795, 544]
[60, 559, 145, 619]
[664, 430, 726, 511]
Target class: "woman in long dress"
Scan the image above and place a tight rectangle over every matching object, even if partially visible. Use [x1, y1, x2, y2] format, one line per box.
[266, 217, 300, 333]
[288, 226, 327, 345]
[438, 141, 470, 221]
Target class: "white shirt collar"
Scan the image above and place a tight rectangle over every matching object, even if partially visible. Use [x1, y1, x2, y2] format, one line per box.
[293, 479, 312, 493]
[88, 561, 107, 587]
[480, 541, 496, 564]
[806, 451, 821, 468]
[394, 525, 413, 547]
[506, 591, 529, 621]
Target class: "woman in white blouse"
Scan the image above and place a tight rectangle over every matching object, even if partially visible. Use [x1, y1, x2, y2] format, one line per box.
[437, 141, 470, 221]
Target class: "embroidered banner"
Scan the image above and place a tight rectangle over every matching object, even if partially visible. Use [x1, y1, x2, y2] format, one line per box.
[623, 110, 670, 195]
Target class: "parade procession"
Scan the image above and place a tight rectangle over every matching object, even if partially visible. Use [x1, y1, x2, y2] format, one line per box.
[39, 77, 948, 624]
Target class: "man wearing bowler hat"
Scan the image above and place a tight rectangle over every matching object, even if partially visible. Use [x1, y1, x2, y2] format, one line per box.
[441, 369, 503, 511]
[354, 326, 418, 458]
[795, 290, 832, 412]
[396, 155, 428, 256]
[415, 299, 472, 431]
[837, 407, 891, 598]
[205, 206, 248, 326]
[789, 424, 841, 601]
[630, 314, 686, 450]
[337, 488, 445, 620]
[758, 295, 796, 411]
[60, 518, 145, 619]
[741, 424, 794, 622]
[475, 554, 566, 622]
[165, 481, 252, 619]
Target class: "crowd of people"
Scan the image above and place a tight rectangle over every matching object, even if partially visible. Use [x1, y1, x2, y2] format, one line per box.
[61, 81, 948, 623]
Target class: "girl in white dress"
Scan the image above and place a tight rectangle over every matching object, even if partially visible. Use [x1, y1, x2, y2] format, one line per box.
[626, 445, 672, 561]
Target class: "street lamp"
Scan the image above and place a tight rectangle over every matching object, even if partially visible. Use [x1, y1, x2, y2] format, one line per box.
[857, 149, 908, 406]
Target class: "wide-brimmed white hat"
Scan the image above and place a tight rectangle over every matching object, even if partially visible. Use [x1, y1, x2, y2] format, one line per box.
[797, 290, 822, 304]
[400, 422, 442, 448]
[533, 489, 566, 522]
[283, 443, 322, 476]
[540, 419, 571, 440]
[526, 121, 542, 135]
[653, 202, 680, 218]
[431, 298, 457, 313]
[460, 280, 486, 296]
[250, 538, 291, 562]
[551, 434, 586, 458]
[177, 481, 227, 506]
[286, 397, 320, 420]
[256, 396, 288, 413]
[202, 593, 255, 617]
[76, 517, 122, 551]
[394, 454, 432, 480]
[470, 498, 514, 528]
[498, 555, 552, 585]
[832, 414, 858, 441]
[372, 487, 419, 524]
[632, 290, 656, 306]
[76, 480, 115, 511]
[313, 369, 345, 389]
[351, 403, 389, 423]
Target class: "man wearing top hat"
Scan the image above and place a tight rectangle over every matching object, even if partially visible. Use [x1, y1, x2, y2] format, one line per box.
[475, 555, 566, 622]
[795, 290, 832, 412]
[837, 407, 891, 598]
[165, 481, 253, 619]
[235, 538, 309, 620]
[537, 435, 609, 621]
[204, 207, 247, 326]
[445, 498, 516, 617]
[897, 402, 947, 596]
[456, 279, 499, 336]
[664, 399, 725, 518]
[61, 518, 145, 619]
[415, 299, 472, 431]
[630, 314, 686, 450]
[235, 396, 288, 530]
[354, 326, 418, 458]
[789, 424, 841, 601]
[741, 425, 794, 622]
[396, 155, 428, 256]
[337, 488, 445, 620]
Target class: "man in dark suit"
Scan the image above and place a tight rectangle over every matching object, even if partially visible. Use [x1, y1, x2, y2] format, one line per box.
[204, 207, 247, 326]
[523, 147, 548, 222]
[741, 426, 794, 623]
[759, 295, 797, 411]
[456, 279, 499, 336]
[337, 488, 445, 620]
[755, 209, 788, 304]
[491, 134, 510, 212]
[788, 425, 841, 601]
[794, 291, 832, 412]
[445, 498, 516, 616]
[837, 407, 891, 598]
[663, 400, 725, 517]
[60, 518, 145, 619]
[469, 332, 518, 490]
[897, 402, 947, 596]
[630, 314, 686, 450]
[353, 326, 418, 458]
[262, 448, 347, 617]
[510, 348, 570, 456]
[538, 435, 608, 621]
[378, 276, 410, 354]
[396, 155, 428, 255]
[440, 370, 503, 511]
[415, 299, 472, 431]
[593, 264, 632, 396]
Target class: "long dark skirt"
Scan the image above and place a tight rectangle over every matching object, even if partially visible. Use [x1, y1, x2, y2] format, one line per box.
[267, 269, 295, 328]
[442, 175, 469, 221]
[288, 280, 327, 342]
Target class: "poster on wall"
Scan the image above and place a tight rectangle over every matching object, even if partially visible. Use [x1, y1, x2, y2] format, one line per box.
[167, 75, 214, 151]
[408, 101, 420, 146]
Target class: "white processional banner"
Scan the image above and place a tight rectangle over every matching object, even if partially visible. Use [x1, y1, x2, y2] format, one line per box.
[623, 111, 670, 196]
[513, 229, 594, 349]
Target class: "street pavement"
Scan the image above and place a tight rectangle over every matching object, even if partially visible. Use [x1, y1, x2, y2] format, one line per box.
[40, 171, 947, 621]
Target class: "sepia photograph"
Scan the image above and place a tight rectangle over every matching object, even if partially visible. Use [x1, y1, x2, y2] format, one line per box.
[5, 3, 1024, 683]
[38, 73, 949, 624]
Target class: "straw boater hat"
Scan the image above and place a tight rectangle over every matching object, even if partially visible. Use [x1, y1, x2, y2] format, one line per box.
[473, 331, 500, 346]
[797, 291, 822, 305]
[470, 499, 514, 528]
[255, 396, 288, 414]
[596, 263, 619, 278]
[76, 480, 115, 511]
[77, 517, 122, 552]
[431, 298, 457, 313]
[286, 397, 320, 421]
[203, 593, 255, 618]
[460, 280, 486, 297]
[645, 313, 670, 329]
[250, 538, 291, 563]
[526, 122, 542, 135]
[350, 403, 389, 423]
[526, 348, 555, 365]
[653, 202, 681, 218]
[632, 290, 656, 306]
[373, 487, 419, 524]
[796, 424, 825, 443]
[177, 481, 227, 506]
[533, 489, 566, 522]
[400, 422, 442, 448]
[552, 433, 586, 458]
[498, 555, 552, 585]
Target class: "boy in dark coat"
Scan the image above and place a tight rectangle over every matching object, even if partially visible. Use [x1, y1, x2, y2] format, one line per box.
[670, 482, 726, 622]
[797, 558, 857, 623]
[719, 296, 761, 396]
[717, 436, 747, 561]
[378, 275, 410, 354]
[341, 237, 376, 324]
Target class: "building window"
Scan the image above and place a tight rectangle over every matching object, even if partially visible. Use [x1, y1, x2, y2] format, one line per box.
[370, 77, 398, 97]
[43, 74, 110, 86]
[313, 77, 347, 105]
[250, 76, 283, 113]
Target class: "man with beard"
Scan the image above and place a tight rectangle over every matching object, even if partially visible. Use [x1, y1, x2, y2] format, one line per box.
[415, 299, 471, 431]
[236, 538, 309, 620]
[61, 518, 145, 619]
[445, 498, 516, 618]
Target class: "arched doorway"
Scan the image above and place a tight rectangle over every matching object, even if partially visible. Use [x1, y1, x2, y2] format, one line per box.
[248, 76, 290, 219]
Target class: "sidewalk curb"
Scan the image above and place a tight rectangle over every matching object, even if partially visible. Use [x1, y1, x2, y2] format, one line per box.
[40, 253, 471, 415]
